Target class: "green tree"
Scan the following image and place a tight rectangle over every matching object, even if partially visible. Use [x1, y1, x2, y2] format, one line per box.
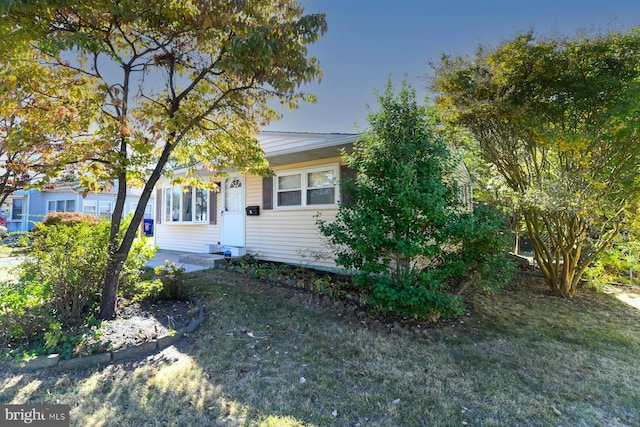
[432, 29, 640, 297]
[318, 79, 513, 320]
[0, 44, 98, 205]
[4, 0, 327, 318]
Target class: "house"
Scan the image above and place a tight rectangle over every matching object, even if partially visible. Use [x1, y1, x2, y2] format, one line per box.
[0, 182, 153, 233]
[154, 131, 473, 270]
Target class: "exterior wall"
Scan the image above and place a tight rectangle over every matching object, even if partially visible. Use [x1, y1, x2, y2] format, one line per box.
[153, 152, 473, 270]
[154, 157, 343, 269]
[244, 157, 342, 269]
[25, 190, 46, 229]
[154, 223, 221, 253]
[153, 183, 221, 252]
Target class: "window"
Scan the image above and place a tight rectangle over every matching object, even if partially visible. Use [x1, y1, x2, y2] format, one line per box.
[81, 200, 110, 218]
[83, 200, 97, 215]
[130, 202, 154, 220]
[182, 187, 192, 222]
[164, 186, 209, 223]
[11, 198, 23, 220]
[275, 165, 338, 208]
[165, 188, 172, 222]
[98, 201, 112, 219]
[47, 199, 76, 213]
[277, 173, 301, 207]
[172, 187, 181, 221]
[194, 188, 207, 221]
[0, 197, 24, 221]
[307, 170, 336, 205]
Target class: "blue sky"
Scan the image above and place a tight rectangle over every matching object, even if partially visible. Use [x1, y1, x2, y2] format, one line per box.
[266, 0, 640, 134]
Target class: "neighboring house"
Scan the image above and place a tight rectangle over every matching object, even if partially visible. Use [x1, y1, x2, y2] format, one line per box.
[0, 182, 154, 233]
[154, 131, 473, 270]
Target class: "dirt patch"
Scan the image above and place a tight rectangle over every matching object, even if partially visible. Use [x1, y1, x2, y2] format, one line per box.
[91, 299, 199, 350]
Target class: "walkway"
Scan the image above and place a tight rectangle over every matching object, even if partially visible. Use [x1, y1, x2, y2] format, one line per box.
[146, 249, 226, 272]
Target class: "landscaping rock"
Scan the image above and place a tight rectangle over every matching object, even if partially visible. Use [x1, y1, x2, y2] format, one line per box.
[57, 352, 112, 370]
[19, 354, 60, 370]
[112, 341, 158, 361]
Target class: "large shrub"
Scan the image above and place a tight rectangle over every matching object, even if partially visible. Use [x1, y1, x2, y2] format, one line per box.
[318, 79, 514, 321]
[23, 212, 155, 325]
[442, 203, 516, 295]
[26, 215, 109, 324]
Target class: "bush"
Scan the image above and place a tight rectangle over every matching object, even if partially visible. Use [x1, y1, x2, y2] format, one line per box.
[318, 80, 515, 321]
[1, 212, 157, 360]
[23, 212, 157, 324]
[585, 233, 640, 288]
[154, 262, 190, 300]
[361, 271, 464, 322]
[40, 211, 103, 227]
[444, 203, 517, 294]
[123, 261, 191, 302]
[24, 217, 109, 324]
[0, 279, 52, 343]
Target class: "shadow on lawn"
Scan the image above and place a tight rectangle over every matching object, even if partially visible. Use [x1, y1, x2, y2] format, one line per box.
[2, 269, 640, 427]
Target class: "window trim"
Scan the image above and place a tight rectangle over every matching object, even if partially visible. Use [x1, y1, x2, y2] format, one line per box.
[274, 164, 339, 209]
[164, 185, 210, 224]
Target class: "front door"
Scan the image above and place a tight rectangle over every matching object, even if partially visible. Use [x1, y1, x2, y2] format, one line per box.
[221, 175, 245, 247]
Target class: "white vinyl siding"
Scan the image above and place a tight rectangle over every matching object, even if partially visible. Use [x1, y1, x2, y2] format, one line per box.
[154, 223, 220, 252]
[245, 159, 343, 269]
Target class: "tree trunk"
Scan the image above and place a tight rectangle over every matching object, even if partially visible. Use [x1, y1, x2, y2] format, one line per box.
[100, 253, 126, 319]
[98, 138, 176, 320]
[522, 210, 590, 298]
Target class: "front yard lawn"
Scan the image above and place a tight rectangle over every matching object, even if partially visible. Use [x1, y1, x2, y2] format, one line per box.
[1, 269, 639, 426]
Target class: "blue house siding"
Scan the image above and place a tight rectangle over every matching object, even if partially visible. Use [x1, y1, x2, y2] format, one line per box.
[2, 184, 151, 232]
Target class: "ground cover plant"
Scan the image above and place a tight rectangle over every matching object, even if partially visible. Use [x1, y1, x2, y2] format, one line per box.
[1, 267, 638, 426]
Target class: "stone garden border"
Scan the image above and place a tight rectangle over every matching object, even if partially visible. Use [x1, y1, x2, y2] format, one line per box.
[3, 298, 204, 371]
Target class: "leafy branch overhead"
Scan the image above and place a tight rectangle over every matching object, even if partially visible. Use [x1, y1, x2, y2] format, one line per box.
[0, 43, 100, 204]
[3, 0, 327, 319]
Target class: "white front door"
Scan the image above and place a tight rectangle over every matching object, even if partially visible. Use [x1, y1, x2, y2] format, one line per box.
[222, 175, 245, 247]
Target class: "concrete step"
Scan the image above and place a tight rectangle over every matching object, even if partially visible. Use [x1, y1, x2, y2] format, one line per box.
[178, 253, 225, 267]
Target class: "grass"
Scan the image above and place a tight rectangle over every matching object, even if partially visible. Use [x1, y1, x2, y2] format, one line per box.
[0, 244, 25, 283]
[1, 269, 639, 426]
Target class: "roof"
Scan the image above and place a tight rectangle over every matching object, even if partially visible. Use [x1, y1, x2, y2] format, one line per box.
[258, 131, 359, 166]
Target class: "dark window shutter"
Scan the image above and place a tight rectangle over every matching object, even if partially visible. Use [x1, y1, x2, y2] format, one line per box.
[340, 165, 357, 207]
[209, 185, 219, 224]
[155, 189, 162, 224]
[262, 176, 273, 210]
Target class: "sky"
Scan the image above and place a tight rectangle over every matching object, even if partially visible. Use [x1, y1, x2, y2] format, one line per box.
[266, 0, 640, 134]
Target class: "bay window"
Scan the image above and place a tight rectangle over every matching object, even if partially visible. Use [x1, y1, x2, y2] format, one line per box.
[164, 186, 209, 223]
